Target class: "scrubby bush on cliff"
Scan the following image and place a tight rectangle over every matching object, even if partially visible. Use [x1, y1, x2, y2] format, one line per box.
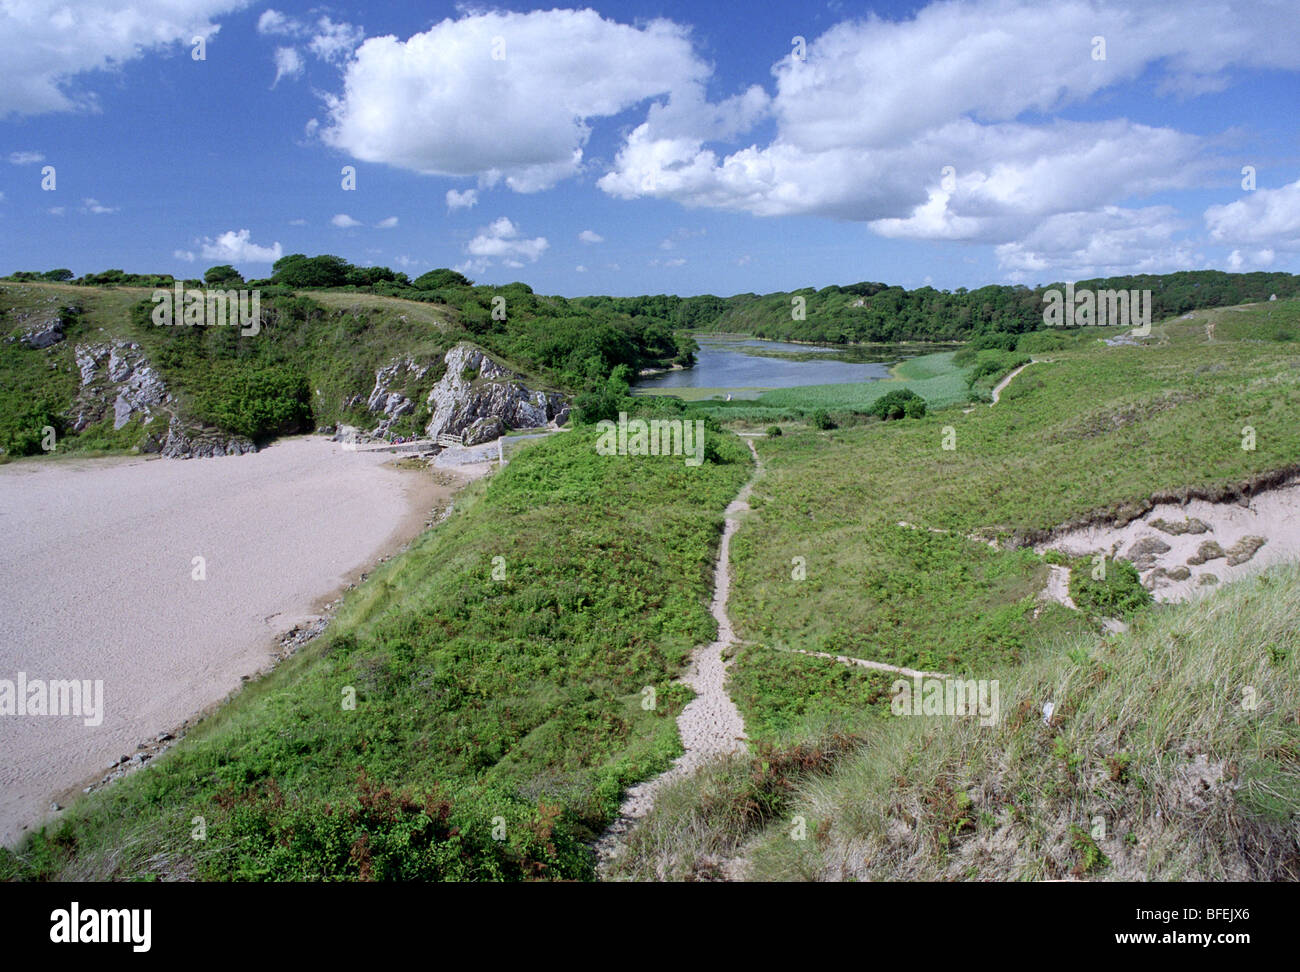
[191, 365, 312, 441]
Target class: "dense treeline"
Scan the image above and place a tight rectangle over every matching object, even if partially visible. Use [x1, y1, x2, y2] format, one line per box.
[674, 271, 1300, 343]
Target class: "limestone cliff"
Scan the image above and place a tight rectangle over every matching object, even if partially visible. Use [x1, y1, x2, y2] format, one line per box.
[71, 340, 255, 458]
[423, 343, 568, 443]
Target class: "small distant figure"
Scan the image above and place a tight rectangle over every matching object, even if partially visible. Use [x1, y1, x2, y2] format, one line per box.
[1270, 294, 1278, 301]
[725, 393, 733, 402]
[1206, 320, 1216, 342]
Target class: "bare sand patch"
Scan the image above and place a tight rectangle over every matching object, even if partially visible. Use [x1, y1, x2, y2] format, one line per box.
[1037, 479, 1300, 602]
[0, 436, 473, 846]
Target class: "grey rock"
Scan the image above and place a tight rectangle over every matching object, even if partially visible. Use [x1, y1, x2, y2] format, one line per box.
[21, 317, 65, 349]
[463, 415, 505, 445]
[161, 415, 256, 459]
[1126, 534, 1171, 570]
[1150, 516, 1210, 536]
[1187, 540, 1226, 566]
[365, 355, 434, 436]
[71, 341, 171, 432]
[424, 343, 567, 441]
[1225, 535, 1266, 566]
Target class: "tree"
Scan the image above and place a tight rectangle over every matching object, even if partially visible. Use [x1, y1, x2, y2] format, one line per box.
[204, 265, 244, 285]
[40, 268, 73, 281]
[344, 265, 399, 287]
[413, 268, 472, 290]
[271, 254, 352, 288]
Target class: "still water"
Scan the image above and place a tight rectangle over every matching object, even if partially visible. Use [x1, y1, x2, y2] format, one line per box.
[635, 334, 918, 392]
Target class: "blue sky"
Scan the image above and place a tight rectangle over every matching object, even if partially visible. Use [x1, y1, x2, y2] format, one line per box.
[1, 0, 1299, 297]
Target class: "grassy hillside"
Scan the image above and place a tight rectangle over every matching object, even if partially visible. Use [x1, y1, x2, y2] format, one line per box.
[745, 561, 1300, 881]
[607, 298, 1300, 880]
[608, 561, 1300, 881]
[0, 427, 751, 880]
[0, 278, 684, 457]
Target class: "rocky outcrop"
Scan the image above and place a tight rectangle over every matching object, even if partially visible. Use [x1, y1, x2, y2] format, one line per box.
[424, 343, 567, 441]
[71, 342, 171, 434]
[1187, 540, 1226, 565]
[330, 424, 376, 448]
[1225, 535, 1266, 566]
[71, 340, 253, 458]
[365, 356, 435, 435]
[20, 316, 66, 349]
[1125, 535, 1170, 570]
[462, 415, 504, 445]
[4, 299, 78, 349]
[1150, 517, 1210, 536]
[161, 416, 256, 459]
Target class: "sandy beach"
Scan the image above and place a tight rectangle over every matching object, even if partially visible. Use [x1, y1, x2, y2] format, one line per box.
[0, 436, 470, 846]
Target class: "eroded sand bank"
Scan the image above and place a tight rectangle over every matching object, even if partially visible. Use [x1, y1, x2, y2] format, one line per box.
[1037, 481, 1300, 602]
[0, 436, 471, 846]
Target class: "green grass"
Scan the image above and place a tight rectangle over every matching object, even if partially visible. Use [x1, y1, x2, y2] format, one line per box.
[728, 646, 896, 740]
[632, 385, 769, 402]
[731, 521, 1081, 677]
[743, 562, 1300, 881]
[608, 299, 1300, 881]
[0, 428, 752, 881]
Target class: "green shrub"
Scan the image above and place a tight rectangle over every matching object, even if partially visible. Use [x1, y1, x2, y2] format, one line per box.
[810, 408, 836, 430]
[192, 365, 312, 440]
[867, 387, 926, 420]
[954, 331, 1019, 365]
[766, 425, 783, 436]
[967, 349, 1031, 389]
[1069, 558, 1151, 619]
[0, 397, 63, 456]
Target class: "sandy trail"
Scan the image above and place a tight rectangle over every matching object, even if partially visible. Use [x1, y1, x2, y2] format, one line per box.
[988, 359, 1040, 405]
[0, 436, 475, 846]
[774, 645, 950, 680]
[596, 441, 759, 875]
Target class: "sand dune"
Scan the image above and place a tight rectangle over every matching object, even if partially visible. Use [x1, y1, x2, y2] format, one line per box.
[0, 436, 462, 846]
[1038, 481, 1300, 602]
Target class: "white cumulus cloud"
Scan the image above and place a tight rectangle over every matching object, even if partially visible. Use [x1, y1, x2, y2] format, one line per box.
[199, 229, 282, 263]
[1205, 178, 1300, 251]
[331, 213, 361, 228]
[260, 8, 363, 86]
[0, 0, 246, 117]
[578, 229, 604, 244]
[460, 217, 548, 273]
[272, 46, 303, 86]
[994, 206, 1199, 281]
[446, 189, 478, 210]
[594, 0, 1300, 274]
[321, 9, 710, 192]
